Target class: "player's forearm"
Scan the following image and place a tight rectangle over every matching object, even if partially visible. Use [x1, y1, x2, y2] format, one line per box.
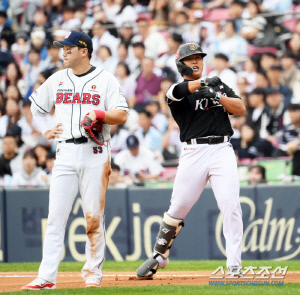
[103, 110, 127, 125]
[30, 104, 50, 135]
[219, 96, 246, 115]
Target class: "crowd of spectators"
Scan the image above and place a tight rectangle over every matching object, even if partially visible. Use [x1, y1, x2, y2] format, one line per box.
[0, 0, 300, 188]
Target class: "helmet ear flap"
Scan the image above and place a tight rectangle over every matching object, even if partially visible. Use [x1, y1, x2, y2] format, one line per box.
[177, 60, 194, 76]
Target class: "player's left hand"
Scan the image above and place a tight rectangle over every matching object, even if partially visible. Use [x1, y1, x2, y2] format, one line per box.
[199, 76, 222, 87]
[198, 87, 222, 104]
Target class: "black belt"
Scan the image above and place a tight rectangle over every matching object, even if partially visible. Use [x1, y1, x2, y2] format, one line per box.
[186, 136, 229, 145]
[61, 137, 88, 144]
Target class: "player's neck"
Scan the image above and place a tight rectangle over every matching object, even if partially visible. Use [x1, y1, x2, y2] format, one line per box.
[72, 62, 92, 76]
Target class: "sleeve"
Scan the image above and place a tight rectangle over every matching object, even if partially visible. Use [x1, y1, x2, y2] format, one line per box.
[30, 103, 50, 135]
[28, 76, 54, 113]
[166, 83, 184, 101]
[106, 75, 129, 112]
[222, 82, 241, 99]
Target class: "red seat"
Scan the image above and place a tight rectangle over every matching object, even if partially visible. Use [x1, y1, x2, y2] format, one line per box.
[203, 8, 231, 22]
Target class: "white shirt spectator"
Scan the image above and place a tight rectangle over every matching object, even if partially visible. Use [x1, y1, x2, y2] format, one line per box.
[208, 68, 238, 92]
[114, 147, 163, 179]
[12, 167, 47, 187]
[110, 128, 130, 160]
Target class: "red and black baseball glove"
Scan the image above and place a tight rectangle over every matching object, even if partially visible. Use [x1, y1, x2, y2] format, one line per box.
[80, 114, 105, 145]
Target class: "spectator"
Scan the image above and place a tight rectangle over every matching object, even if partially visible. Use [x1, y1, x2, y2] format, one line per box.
[208, 53, 238, 91]
[156, 78, 174, 116]
[114, 0, 137, 27]
[255, 70, 269, 89]
[239, 56, 259, 89]
[91, 20, 120, 62]
[44, 43, 64, 70]
[30, 8, 52, 44]
[288, 33, 300, 68]
[1, 62, 25, 97]
[248, 165, 267, 185]
[265, 88, 285, 137]
[114, 134, 163, 185]
[131, 42, 145, 80]
[34, 145, 49, 169]
[212, 20, 248, 70]
[145, 100, 167, 134]
[0, 99, 31, 138]
[0, 135, 22, 176]
[229, 0, 246, 33]
[110, 124, 130, 160]
[23, 48, 46, 89]
[274, 104, 300, 176]
[0, 39, 14, 74]
[119, 21, 135, 48]
[266, 65, 293, 107]
[238, 124, 273, 160]
[61, 6, 81, 30]
[259, 52, 277, 72]
[108, 161, 128, 187]
[236, 76, 248, 97]
[95, 45, 118, 74]
[134, 109, 163, 152]
[281, 51, 300, 99]
[43, 151, 56, 185]
[5, 85, 22, 102]
[115, 62, 136, 107]
[230, 114, 247, 151]
[156, 32, 183, 82]
[246, 88, 270, 140]
[11, 150, 47, 187]
[0, 10, 15, 48]
[7, 124, 28, 158]
[134, 57, 162, 110]
[162, 116, 183, 161]
[74, 5, 95, 31]
[131, 13, 168, 60]
[10, 32, 30, 64]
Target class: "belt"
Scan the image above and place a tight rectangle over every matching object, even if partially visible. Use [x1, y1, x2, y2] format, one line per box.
[186, 136, 230, 145]
[60, 136, 88, 144]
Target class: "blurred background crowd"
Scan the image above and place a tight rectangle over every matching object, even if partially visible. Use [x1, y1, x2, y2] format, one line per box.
[0, 0, 300, 188]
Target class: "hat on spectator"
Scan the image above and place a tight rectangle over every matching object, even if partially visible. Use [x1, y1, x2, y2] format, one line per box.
[7, 124, 21, 137]
[122, 21, 134, 28]
[136, 13, 151, 23]
[53, 30, 93, 54]
[215, 53, 229, 62]
[126, 135, 139, 149]
[282, 50, 297, 60]
[31, 29, 46, 40]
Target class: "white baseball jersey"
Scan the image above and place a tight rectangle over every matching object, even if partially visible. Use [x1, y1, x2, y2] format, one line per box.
[114, 147, 163, 179]
[29, 67, 129, 141]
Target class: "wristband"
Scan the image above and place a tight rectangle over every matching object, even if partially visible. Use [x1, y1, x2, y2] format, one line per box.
[94, 110, 105, 121]
[199, 78, 207, 87]
[216, 92, 222, 101]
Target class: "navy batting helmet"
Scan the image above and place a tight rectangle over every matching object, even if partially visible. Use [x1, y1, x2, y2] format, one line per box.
[175, 43, 207, 76]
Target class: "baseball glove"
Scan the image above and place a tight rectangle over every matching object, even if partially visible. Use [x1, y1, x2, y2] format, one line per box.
[80, 114, 105, 145]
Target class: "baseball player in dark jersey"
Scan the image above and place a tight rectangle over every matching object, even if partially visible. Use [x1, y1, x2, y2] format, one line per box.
[136, 43, 246, 278]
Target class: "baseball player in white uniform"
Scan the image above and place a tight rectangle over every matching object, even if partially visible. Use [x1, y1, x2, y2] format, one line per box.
[136, 43, 245, 279]
[22, 30, 128, 290]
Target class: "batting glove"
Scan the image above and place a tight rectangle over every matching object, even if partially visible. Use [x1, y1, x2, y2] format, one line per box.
[198, 87, 222, 104]
[199, 76, 222, 87]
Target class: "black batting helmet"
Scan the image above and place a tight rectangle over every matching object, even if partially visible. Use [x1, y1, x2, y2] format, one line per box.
[175, 43, 207, 76]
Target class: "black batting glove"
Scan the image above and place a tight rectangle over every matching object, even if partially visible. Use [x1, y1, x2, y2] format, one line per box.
[199, 76, 222, 87]
[198, 87, 222, 104]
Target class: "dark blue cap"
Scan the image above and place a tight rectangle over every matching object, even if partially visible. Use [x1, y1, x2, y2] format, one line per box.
[126, 135, 139, 149]
[53, 30, 93, 54]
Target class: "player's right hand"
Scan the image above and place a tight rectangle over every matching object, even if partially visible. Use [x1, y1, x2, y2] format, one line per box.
[44, 123, 63, 139]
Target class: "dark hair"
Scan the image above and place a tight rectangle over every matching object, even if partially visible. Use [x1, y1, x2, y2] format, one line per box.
[117, 0, 132, 15]
[35, 8, 48, 19]
[215, 53, 229, 62]
[23, 150, 38, 162]
[5, 62, 23, 89]
[132, 42, 145, 49]
[261, 52, 277, 59]
[111, 161, 120, 171]
[117, 62, 130, 76]
[46, 151, 56, 160]
[118, 41, 129, 50]
[249, 165, 266, 180]
[40, 69, 53, 80]
[225, 20, 236, 32]
[29, 47, 41, 55]
[138, 109, 152, 118]
[250, 87, 266, 97]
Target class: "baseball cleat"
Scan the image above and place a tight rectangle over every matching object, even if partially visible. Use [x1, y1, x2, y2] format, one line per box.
[227, 266, 243, 276]
[85, 278, 101, 288]
[21, 277, 56, 290]
[136, 254, 169, 279]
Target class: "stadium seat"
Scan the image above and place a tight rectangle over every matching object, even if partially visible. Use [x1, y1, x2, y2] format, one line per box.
[202, 8, 231, 22]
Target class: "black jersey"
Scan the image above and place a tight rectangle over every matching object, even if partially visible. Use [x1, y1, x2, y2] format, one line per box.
[167, 81, 241, 142]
